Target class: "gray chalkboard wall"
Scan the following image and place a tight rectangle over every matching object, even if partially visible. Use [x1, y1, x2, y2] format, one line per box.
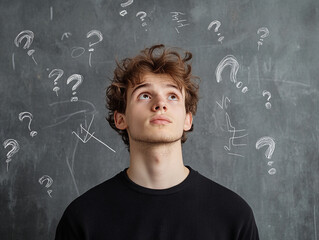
[1, 0, 318, 239]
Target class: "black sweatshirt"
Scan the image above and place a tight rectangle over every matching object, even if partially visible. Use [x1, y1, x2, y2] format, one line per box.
[55, 166, 259, 240]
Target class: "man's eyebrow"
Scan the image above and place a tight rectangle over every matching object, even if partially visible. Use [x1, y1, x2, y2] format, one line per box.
[131, 82, 182, 96]
[131, 83, 151, 96]
[166, 84, 182, 95]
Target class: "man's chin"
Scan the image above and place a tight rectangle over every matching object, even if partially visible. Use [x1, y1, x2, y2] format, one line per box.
[130, 135, 182, 145]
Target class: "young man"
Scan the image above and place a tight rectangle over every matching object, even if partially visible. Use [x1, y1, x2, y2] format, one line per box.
[55, 44, 259, 239]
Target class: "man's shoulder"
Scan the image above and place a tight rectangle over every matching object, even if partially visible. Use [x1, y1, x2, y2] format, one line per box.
[193, 170, 254, 215]
[64, 171, 123, 213]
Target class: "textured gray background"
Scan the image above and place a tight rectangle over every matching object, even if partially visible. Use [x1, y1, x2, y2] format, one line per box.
[0, 0, 318, 239]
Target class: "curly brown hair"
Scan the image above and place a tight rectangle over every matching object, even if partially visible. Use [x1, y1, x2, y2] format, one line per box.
[105, 44, 199, 149]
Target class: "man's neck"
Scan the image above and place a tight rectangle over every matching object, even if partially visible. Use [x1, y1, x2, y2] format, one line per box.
[127, 140, 190, 190]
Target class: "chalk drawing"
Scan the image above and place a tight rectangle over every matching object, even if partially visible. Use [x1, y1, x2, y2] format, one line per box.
[13, 30, 37, 66]
[72, 114, 116, 153]
[257, 27, 269, 50]
[50, 6, 53, 20]
[256, 136, 276, 174]
[39, 175, 53, 197]
[215, 55, 248, 93]
[66, 74, 83, 102]
[120, 0, 133, 7]
[224, 113, 248, 158]
[136, 11, 148, 31]
[216, 95, 231, 110]
[71, 30, 103, 67]
[87, 30, 103, 67]
[43, 100, 97, 129]
[119, 0, 134, 16]
[61, 32, 72, 40]
[208, 20, 224, 43]
[262, 90, 272, 109]
[18, 112, 38, 137]
[48, 69, 64, 96]
[3, 139, 19, 172]
[12, 53, 15, 70]
[170, 12, 190, 33]
[71, 47, 85, 58]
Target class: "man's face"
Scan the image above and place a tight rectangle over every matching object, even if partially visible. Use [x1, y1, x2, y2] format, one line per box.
[114, 73, 192, 145]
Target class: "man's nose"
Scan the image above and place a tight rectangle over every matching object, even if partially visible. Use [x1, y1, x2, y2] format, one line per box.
[151, 96, 167, 112]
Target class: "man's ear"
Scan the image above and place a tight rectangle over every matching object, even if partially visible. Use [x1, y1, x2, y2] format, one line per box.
[114, 111, 127, 130]
[183, 112, 193, 131]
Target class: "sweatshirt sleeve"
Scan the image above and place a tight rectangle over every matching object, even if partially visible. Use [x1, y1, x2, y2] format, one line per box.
[237, 207, 260, 240]
[55, 206, 84, 240]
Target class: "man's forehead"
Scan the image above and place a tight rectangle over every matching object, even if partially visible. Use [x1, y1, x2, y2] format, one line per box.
[129, 73, 182, 91]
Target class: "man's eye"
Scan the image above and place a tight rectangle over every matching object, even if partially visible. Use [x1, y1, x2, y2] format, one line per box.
[139, 93, 150, 100]
[168, 94, 178, 101]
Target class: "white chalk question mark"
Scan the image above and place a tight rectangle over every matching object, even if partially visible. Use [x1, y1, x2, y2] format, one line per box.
[39, 175, 53, 198]
[119, 0, 134, 16]
[208, 20, 224, 43]
[86, 30, 103, 67]
[136, 11, 148, 30]
[215, 55, 248, 93]
[257, 27, 269, 50]
[262, 90, 272, 109]
[67, 74, 83, 102]
[48, 69, 64, 96]
[13, 30, 37, 65]
[18, 112, 38, 137]
[256, 136, 276, 175]
[3, 139, 20, 172]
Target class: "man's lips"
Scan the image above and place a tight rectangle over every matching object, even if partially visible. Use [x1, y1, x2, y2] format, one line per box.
[150, 115, 172, 124]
